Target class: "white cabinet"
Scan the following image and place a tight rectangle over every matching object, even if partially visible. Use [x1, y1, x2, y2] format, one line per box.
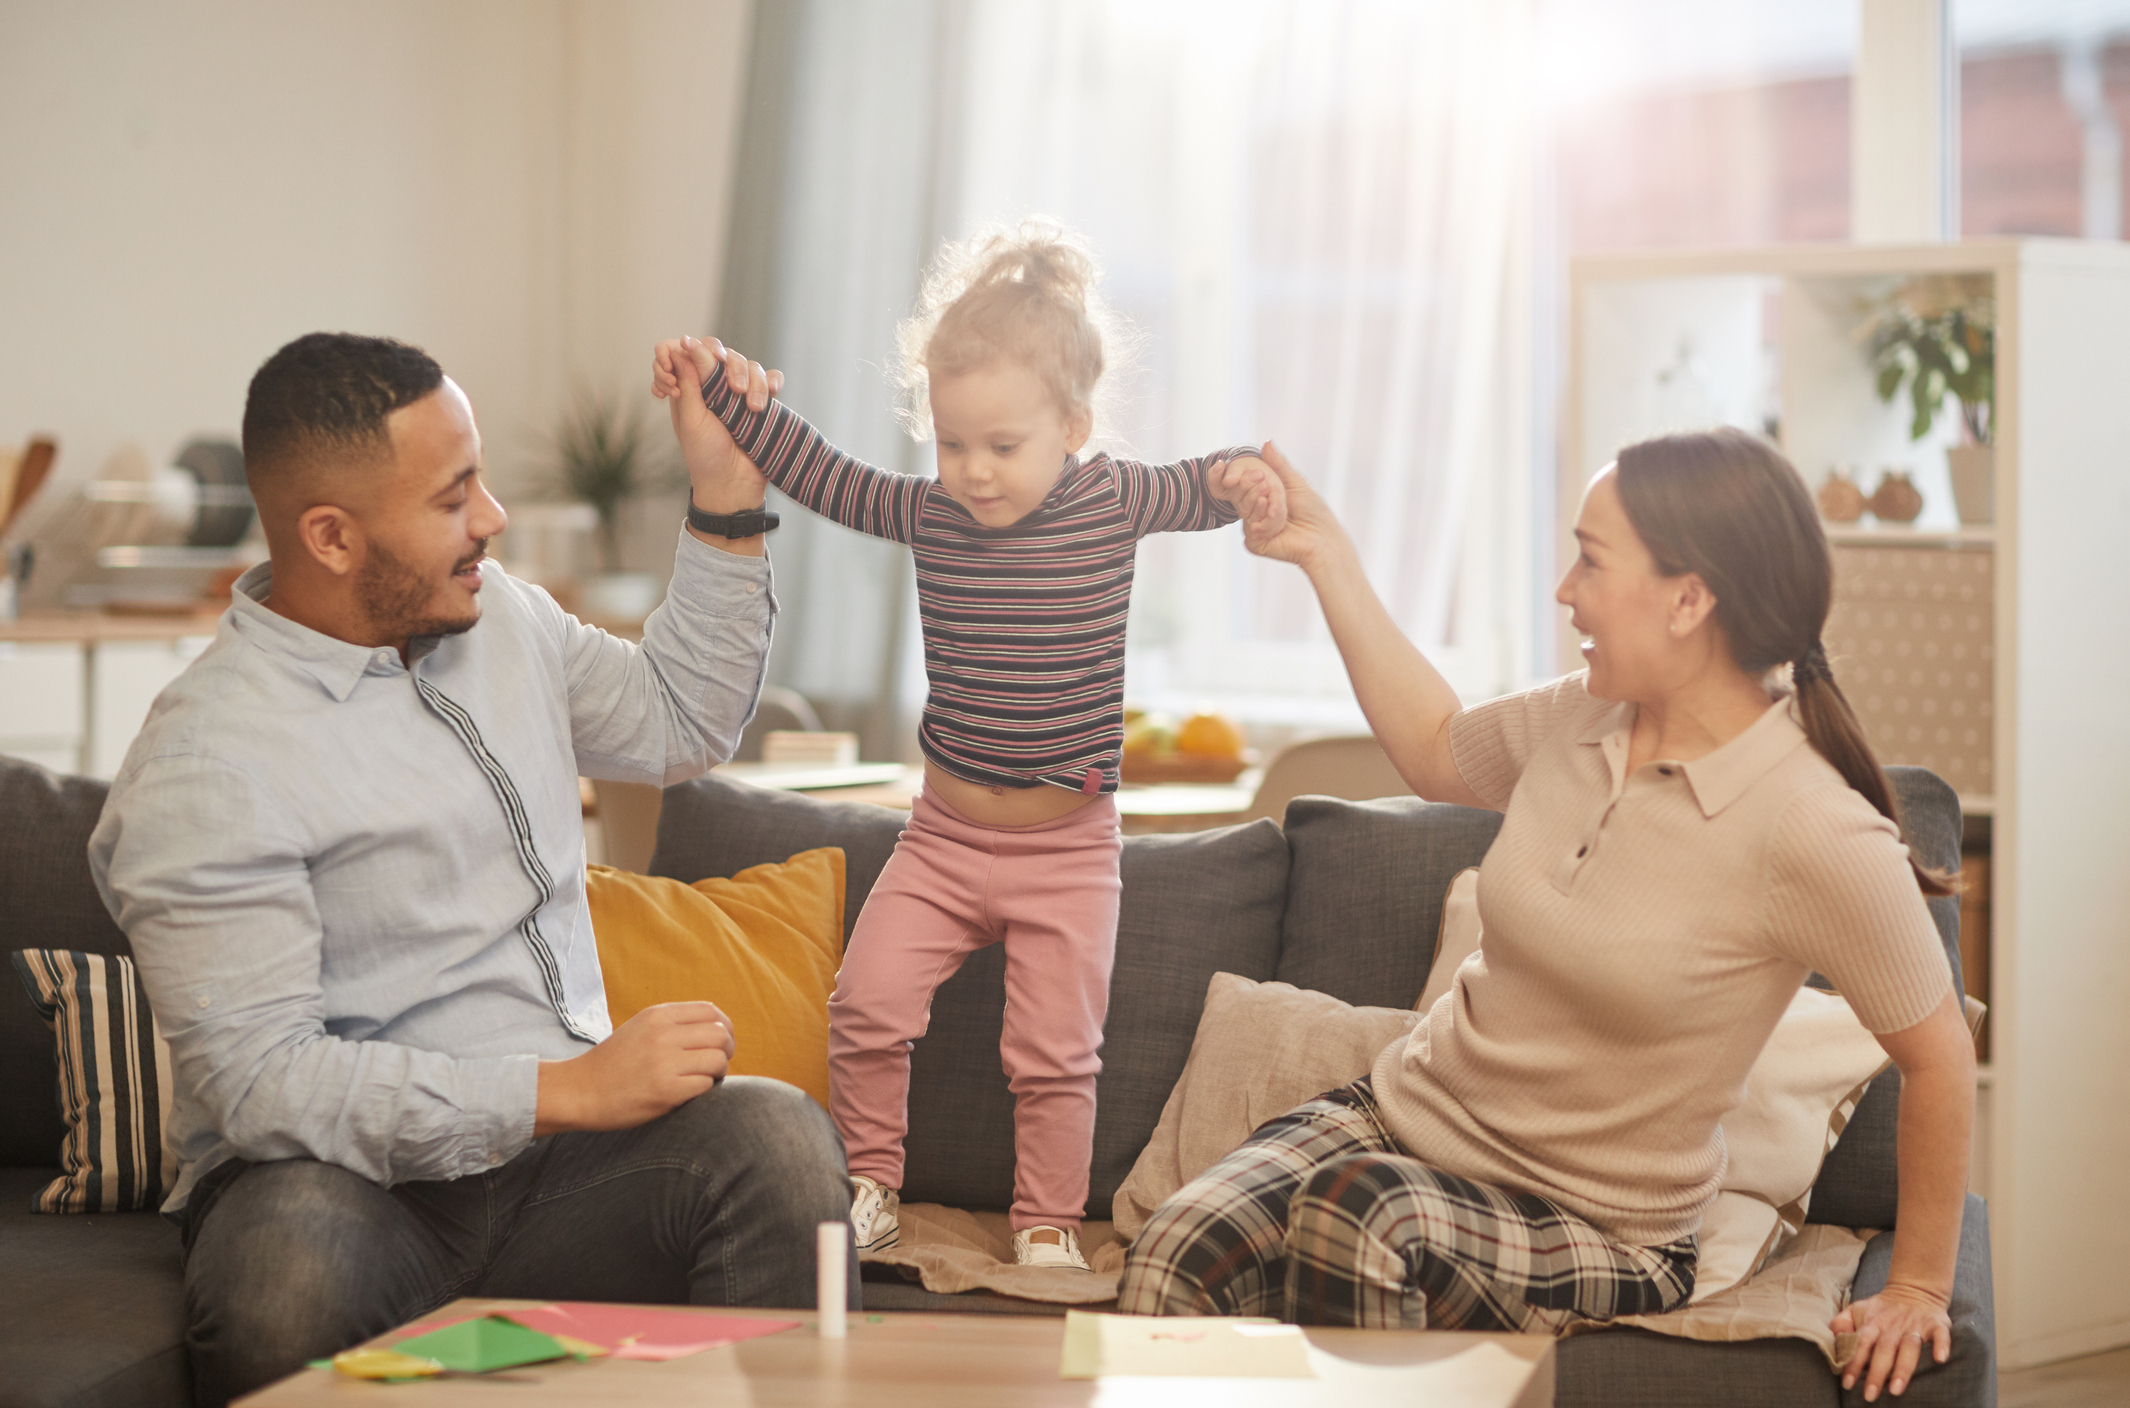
[88, 637, 211, 777]
[0, 616, 219, 778]
[1567, 239, 2130, 1370]
[0, 641, 86, 771]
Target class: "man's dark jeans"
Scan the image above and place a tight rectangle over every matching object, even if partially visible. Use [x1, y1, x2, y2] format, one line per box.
[180, 1077, 854, 1406]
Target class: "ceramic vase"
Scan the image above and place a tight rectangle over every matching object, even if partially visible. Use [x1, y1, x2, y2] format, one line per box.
[1869, 470, 1924, 525]
[1816, 470, 1866, 523]
[1947, 445, 1995, 526]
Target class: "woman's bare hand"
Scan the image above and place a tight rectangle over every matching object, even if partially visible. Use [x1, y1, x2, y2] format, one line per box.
[1240, 440, 1347, 575]
[1833, 1281, 1953, 1400]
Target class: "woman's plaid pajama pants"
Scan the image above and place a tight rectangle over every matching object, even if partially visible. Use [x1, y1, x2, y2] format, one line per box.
[1115, 1078, 1697, 1330]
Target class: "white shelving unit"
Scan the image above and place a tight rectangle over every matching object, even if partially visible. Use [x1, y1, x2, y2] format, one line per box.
[1566, 240, 2130, 1370]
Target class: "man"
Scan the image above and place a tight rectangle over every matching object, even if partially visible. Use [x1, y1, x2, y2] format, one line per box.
[89, 333, 849, 1406]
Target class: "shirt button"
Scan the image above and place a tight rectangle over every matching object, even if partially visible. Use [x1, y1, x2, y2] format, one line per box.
[195, 996, 209, 1010]
[746, 583, 757, 594]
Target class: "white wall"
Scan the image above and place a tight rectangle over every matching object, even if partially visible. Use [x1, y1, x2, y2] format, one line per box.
[0, 0, 752, 539]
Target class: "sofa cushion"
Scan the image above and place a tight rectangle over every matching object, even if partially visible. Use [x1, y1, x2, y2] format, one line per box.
[1555, 1326, 1839, 1407]
[0, 1166, 191, 1408]
[1, 758, 126, 1170]
[904, 819, 1291, 1213]
[1807, 766, 1965, 1229]
[1274, 795, 1503, 1008]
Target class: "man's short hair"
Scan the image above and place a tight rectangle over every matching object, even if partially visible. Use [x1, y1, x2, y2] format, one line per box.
[241, 333, 444, 492]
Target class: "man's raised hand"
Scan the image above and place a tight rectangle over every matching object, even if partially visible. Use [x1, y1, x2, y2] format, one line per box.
[650, 336, 774, 515]
[534, 1001, 736, 1135]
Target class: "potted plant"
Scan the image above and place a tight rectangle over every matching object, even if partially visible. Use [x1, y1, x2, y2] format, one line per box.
[541, 392, 680, 622]
[1860, 274, 1995, 525]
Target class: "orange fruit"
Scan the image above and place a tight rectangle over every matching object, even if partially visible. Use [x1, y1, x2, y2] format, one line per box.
[1176, 711, 1245, 758]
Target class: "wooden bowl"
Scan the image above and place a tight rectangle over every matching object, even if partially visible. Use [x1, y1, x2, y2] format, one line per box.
[1120, 751, 1252, 784]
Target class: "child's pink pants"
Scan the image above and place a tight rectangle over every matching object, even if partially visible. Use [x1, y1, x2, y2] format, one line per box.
[827, 788, 1121, 1231]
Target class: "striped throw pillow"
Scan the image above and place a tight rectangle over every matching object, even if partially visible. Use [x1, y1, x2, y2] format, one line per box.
[10, 949, 176, 1213]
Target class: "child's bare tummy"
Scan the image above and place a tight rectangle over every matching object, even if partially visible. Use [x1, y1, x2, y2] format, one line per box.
[921, 762, 1102, 828]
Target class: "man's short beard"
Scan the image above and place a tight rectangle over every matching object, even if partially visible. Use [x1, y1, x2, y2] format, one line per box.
[356, 538, 485, 642]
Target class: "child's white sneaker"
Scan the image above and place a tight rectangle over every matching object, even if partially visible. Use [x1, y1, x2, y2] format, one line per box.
[1012, 1225, 1088, 1271]
[850, 1174, 900, 1258]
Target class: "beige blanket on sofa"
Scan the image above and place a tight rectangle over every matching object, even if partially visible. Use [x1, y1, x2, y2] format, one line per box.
[879, 1201, 1874, 1370]
[864, 1203, 1126, 1304]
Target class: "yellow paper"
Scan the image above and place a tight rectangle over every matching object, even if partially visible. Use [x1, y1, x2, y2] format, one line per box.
[1059, 1310, 1315, 1379]
[331, 1347, 443, 1380]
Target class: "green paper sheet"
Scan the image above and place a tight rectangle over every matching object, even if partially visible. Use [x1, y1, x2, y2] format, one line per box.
[395, 1316, 570, 1373]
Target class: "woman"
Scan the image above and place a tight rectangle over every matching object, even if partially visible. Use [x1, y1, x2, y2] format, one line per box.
[1116, 429, 1975, 1403]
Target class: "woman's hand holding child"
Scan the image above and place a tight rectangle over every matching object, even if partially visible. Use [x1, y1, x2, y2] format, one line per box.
[1210, 449, 1290, 550]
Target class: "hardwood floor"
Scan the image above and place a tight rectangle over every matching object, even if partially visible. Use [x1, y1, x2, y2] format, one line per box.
[1999, 1345, 2130, 1408]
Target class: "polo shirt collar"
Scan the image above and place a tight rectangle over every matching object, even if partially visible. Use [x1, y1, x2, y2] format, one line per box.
[1577, 693, 1809, 818]
[223, 562, 390, 703]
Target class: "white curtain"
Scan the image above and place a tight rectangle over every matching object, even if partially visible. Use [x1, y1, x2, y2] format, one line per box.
[944, 0, 1537, 715]
[735, 0, 1537, 754]
[717, 0, 965, 757]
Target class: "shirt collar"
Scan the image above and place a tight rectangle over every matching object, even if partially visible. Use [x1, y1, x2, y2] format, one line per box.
[223, 561, 397, 703]
[1578, 693, 1809, 818]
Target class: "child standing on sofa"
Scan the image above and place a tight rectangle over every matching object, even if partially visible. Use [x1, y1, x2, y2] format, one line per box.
[653, 221, 1283, 1269]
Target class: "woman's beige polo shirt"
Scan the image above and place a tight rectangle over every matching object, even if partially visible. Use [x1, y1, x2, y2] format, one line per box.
[1369, 672, 1952, 1247]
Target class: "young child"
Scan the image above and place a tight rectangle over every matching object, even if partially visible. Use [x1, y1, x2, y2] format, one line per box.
[654, 222, 1284, 1270]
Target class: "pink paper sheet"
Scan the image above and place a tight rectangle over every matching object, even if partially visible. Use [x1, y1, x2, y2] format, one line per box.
[502, 1303, 801, 1361]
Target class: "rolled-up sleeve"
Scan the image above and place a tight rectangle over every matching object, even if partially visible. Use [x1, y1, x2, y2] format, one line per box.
[89, 753, 539, 1188]
[554, 530, 777, 786]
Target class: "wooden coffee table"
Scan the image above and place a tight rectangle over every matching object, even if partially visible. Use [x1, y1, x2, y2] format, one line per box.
[236, 1300, 1555, 1407]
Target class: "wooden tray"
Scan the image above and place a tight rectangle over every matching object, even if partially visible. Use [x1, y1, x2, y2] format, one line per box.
[1120, 751, 1251, 784]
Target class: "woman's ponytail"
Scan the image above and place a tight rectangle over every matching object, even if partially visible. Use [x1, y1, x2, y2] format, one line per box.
[1789, 641, 1956, 897]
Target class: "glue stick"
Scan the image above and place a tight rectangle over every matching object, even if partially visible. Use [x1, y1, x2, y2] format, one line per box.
[817, 1221, 848, 1338]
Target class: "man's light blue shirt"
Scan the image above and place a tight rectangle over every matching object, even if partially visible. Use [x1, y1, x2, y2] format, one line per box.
[88, 531, 775, 1213]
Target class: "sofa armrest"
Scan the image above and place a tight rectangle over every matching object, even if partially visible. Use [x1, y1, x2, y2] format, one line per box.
[1844, 1193, 1996, 1408]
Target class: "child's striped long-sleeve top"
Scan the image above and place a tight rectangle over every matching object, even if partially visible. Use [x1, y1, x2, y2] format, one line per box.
[703, 374, 1250, 794]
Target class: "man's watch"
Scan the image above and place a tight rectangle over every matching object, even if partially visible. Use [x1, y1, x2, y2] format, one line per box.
[686, 503, 781, 538]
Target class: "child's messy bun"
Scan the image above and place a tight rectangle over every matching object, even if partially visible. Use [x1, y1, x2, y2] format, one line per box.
[892, 218, 1127, 441]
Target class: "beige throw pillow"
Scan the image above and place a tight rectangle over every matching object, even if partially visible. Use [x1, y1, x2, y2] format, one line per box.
[1416, 867, 1483, 1015]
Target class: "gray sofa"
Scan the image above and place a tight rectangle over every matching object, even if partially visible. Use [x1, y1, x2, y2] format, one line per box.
[1, 754, 1994, 1407]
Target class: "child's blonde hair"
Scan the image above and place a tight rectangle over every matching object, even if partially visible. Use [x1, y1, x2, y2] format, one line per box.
[893, 218, 1126, 441]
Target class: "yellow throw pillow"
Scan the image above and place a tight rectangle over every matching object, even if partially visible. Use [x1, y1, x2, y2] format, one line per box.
[585, 850, 845, 1107]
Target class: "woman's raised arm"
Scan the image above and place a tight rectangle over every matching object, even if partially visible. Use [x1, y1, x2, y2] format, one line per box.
[1248, 443, 1485, 809]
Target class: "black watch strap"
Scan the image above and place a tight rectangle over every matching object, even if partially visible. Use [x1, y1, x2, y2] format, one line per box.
[686, 504, 780, 538]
